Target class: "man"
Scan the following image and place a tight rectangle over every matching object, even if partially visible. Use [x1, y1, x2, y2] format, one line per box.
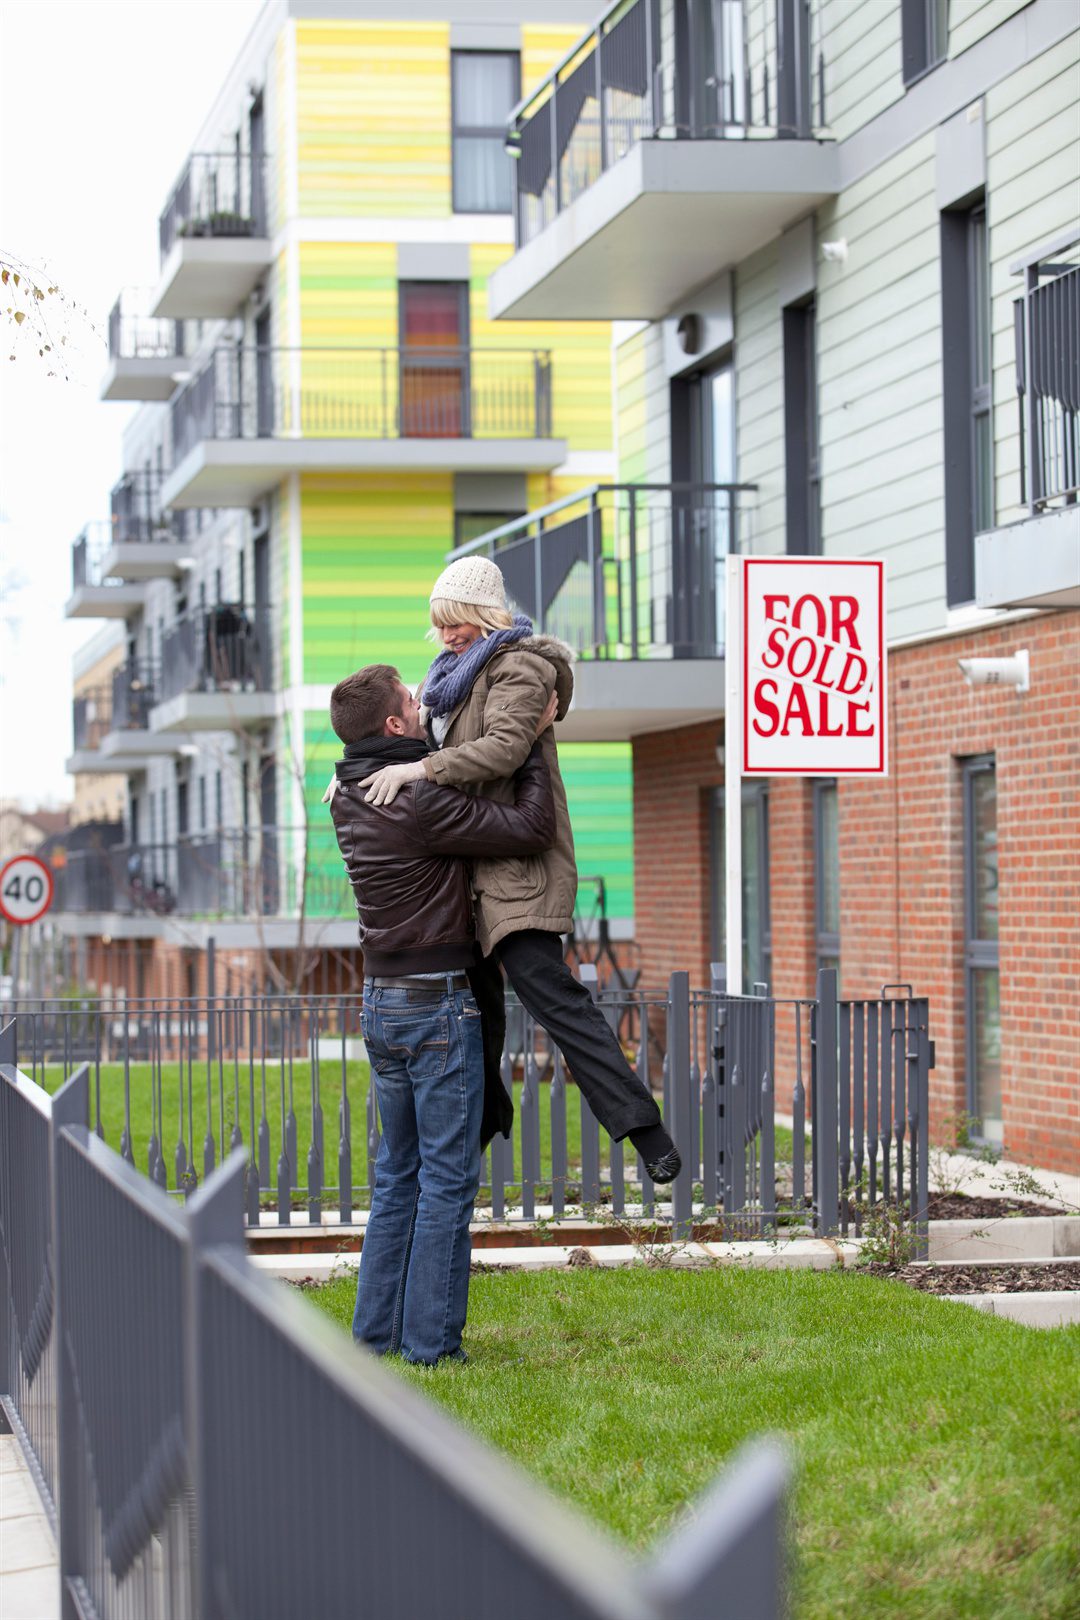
[328, 663, 556, 1366]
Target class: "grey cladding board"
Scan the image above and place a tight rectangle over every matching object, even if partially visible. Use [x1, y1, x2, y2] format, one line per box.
[454, 472, 528, 511]
[450, 22, 523, 49]
[779, 218, 817, 308]
[397, 242, 472, 282]
[936, 101, 987, 209]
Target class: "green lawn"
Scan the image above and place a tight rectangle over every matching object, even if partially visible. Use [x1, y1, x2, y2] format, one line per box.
[38, 1060, 800, 1200]
[306, 1267, 1080, 1620]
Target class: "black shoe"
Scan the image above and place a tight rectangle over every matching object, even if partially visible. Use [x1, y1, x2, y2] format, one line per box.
[645, 1147, 682, 1184]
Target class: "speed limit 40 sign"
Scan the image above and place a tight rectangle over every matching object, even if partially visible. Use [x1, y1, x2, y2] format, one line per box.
[0, 854, 55, 925]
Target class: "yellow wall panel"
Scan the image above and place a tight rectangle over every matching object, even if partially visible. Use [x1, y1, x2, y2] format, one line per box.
[295, 22, 452, 217]
[470, 244, 613, 450]
[521, 26, 587, 97]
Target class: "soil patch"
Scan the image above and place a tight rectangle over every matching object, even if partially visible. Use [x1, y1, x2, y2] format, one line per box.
[926, 1192, 1065, 1220]
[865, 1261, 1080, 1293]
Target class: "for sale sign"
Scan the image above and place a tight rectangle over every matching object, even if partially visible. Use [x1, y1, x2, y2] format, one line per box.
[0, 853, 55, 925]
[741, 557, 887, 775]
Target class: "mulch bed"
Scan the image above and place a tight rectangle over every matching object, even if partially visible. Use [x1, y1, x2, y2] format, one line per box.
[926, 1192, 1066, 1220]
[864, 1262, 1080, 1293]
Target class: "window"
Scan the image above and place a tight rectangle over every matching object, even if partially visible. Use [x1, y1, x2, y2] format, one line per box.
[711, 784, 772, 991]
[941, 196, 992, 605]
[451, 51, 520, 214]
[963, 757, 1000, 1142]
[783, 298, 821, 553]
[670, 357, 736, 654]
[197, 775, 207, 833]
[901, 0, 947, 85]
[814, 779, 840, 978]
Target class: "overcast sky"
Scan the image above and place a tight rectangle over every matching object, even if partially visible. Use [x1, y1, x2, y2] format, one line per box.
[0, 0, 264, 807]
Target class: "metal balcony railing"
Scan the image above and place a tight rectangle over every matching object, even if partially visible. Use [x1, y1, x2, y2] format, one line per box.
[1013, 229, 1080, 511]
[51, 826, 348, 921]
[71, 522, 117, 590]
[72, 687, 113, 752]
[159, 152, 268, 261]
[107, 289, 186, 361]
[508, 0, 828, 248]
[109, 470, 182, 547]
[449, 482, 755, 660]
[111, 659, 158, 731]
[170, 345, 554, 460]
[157, 603, 274, 704]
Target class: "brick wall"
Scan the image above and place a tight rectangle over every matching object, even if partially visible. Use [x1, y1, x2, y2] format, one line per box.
[631, 609, 1079, 1174]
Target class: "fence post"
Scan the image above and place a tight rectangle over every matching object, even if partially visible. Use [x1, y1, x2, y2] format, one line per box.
[642, 1439, 790, 1620]
[578, 964, 602, 1205]
[186, 1148, 249, 1620]
[814, 968, 840, 1237]
[51, 1063, 90, 1617]
[667, 972, 694, 1240]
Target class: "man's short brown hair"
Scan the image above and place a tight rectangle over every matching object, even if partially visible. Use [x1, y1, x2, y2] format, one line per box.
[330, 665, 405, 743]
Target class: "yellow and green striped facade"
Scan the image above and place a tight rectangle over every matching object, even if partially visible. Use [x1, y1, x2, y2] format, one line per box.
[263, 13, 634, 919]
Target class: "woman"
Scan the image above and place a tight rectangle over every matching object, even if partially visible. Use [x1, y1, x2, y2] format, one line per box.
[360, 555, 681, 1181]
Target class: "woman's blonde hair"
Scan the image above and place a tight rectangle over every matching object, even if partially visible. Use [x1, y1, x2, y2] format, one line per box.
[426, 598, 514, 643]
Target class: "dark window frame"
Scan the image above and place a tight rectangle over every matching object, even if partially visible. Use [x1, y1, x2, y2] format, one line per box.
[709, 782, 772, 992]
[813, 778, 840, 977]
[450, 49, 521, 215]
[941, 192, 992, 605]
[783, 296, 821, 554]
[962, 754, 1000, 1140]
[901, 0, 948, 86]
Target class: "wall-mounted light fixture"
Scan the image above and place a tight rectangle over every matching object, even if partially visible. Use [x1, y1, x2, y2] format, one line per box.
[821, 239, 848, 263]
[958, 649, 1029, 691]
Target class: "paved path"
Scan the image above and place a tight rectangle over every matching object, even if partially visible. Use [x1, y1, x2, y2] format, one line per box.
[0, 1429, 58, 1620]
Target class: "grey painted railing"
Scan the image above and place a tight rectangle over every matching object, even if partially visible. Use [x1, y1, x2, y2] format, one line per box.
[3, 969, 931, 1246]
[170, 345, 554, 459]
[157, 601, 274, 702]
[508, 0, 828, 247]
[447, 482, 756, 661]
[107, 289, 184, 362]
[1, 1040, 791, 1618]
[1012, 229, 1080, 510]
[159, 151, 268, 260]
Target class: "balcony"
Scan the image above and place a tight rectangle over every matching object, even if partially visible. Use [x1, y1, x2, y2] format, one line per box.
[100, 472, 194, 581]
[976, 230, 1080, 612]
[490, 0, 837, 322]
[100, 289, 193, 401]
[452, 481, 754, 740]
[148, 604, 277, 732]
[52, 826, 351, 935]
[161, 345, 564, 507]
[151, 152, 272, 319]
[68, 664, 182, 775]
[65, 524, 148, 620]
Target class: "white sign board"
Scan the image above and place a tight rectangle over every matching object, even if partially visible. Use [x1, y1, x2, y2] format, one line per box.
[0, 854, 55, 925]
[741, 556, 887, 776]
[723, 555, 888, 994]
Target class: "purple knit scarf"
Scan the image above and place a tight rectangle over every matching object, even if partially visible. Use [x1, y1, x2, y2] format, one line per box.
[422, 613, 533, 717]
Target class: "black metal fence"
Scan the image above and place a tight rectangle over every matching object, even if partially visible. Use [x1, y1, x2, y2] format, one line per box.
[3, 969, 931, 1246]
[70, 522, 116, 591]
[107, 288, 185, 362]
[449, 482, 755, 660]
[159, 151, 268, 260]
[1015, 230, 1080, 509]
[1, 1035, 790, 1619]
[510, 0, 828, 247]
[110, 469, 184, 548]
[158, 602, 273, 701]
[170, 345, 554, 458]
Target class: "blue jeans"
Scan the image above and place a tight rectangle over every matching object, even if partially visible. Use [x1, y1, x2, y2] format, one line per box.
[355, 982, 483, 1365]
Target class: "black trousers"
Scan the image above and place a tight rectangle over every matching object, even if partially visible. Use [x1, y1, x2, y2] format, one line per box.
[484, 929, 661, 1142]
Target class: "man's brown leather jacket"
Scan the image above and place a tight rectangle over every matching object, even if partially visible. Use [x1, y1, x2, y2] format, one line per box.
[329, 738, 555, 978]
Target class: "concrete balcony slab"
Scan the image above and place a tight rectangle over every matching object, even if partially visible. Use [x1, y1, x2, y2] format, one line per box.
[491, 139, 839, 322]
[976, 506, 1080, 610]
[64, 583, 147, 620]
[150, 237, 274, 320]
[148, 691, 278, 733]
[558, 658, 725, 742]
[100, 541, 195, 582]
[160, 434, 569, 509]
[99, 355, 186, 402]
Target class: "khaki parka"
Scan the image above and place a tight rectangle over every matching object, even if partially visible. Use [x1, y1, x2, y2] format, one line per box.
[421, 634, 577, 954]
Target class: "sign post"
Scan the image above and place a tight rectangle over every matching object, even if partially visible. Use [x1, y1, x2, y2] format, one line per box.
[724, 556, 888, 994]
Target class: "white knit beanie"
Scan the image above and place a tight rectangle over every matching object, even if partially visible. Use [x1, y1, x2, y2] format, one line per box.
[429, 555, 508, 610]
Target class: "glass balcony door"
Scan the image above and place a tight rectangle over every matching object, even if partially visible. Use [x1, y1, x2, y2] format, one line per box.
[399, 282, 470, 438]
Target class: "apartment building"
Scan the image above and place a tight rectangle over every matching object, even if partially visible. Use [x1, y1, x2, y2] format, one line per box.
[58, 0, 632, 998]
[457, 0, 1079, 1169]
